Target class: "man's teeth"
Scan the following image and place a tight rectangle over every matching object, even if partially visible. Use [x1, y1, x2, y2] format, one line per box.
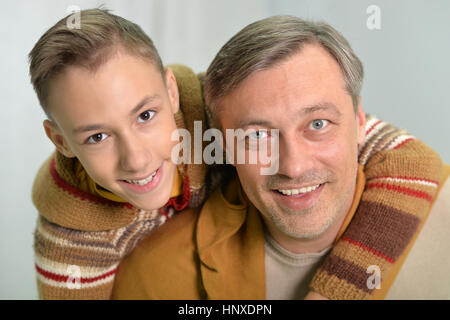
[277, 184, 321, 196]
[125, 170, 157, 186]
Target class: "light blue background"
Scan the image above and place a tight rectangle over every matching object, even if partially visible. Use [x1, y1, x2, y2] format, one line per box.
[0, 0, 448, 299]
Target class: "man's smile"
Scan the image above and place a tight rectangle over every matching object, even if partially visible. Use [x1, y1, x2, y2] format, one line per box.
[274, 183, 323, 196]
[271, 183, 325, 211]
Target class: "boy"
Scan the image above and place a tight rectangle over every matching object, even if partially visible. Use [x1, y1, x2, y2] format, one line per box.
[30, 8, 207, 298]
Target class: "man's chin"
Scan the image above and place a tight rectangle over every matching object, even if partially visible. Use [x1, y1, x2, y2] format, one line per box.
[274, 210, 338, 241]
[282, 225, 331, 241]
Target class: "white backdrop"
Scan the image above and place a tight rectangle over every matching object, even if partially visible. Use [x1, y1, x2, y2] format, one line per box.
[0, 0, 449, 299]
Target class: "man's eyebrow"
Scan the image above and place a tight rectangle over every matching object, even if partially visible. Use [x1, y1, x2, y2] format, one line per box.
[236, 102, 341, 129]
[300, 102, 342, 117]
[72, 94, 161, 135]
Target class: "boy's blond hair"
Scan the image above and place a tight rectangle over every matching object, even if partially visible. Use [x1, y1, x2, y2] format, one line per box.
[29, 8, 164, 118]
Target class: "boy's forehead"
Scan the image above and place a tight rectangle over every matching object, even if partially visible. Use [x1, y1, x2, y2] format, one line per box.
[50, 51, 162, 92]
[47, 53, 166, 129]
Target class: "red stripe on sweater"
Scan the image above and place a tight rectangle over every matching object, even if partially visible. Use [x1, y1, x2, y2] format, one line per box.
[366, 182, 433, 202]
[393, 138, 414, 150]
[50, 158, 134, 209]
[365, 119, 383, 135]
[341, 237, 395, 264]
[35, 263, 117, 284]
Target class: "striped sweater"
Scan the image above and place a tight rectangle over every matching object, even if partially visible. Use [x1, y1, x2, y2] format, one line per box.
[32, 65, 443, 299]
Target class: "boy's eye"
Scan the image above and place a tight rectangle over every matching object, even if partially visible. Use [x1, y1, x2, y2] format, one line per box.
[87, 133, 107, 144]
[137, 110, 156, 123]
[310, 119, 329, 130]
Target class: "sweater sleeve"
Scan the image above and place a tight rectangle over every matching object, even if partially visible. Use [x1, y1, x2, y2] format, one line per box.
[309, 115, 444, 299]
[33, 208, 171, 299]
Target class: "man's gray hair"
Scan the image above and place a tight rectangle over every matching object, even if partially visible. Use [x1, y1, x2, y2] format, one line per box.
[204, 15, 364, 127]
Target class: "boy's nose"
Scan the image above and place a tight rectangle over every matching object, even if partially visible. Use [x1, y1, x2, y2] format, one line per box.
[119, 136, 152, 174]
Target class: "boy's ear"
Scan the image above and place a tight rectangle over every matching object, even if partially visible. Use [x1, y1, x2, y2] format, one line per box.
[43, 120, 76, 158]
[165, 68, 180, 115]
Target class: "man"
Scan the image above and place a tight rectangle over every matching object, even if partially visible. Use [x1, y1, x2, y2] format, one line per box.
[111, 16, 449, 300]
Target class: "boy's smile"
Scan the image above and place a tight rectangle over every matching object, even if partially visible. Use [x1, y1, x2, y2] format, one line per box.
[118, 162, 163, 194]
[44, 49, 180, 211]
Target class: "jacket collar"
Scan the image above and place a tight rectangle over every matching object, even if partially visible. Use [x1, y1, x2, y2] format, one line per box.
[195, 174, 266, 299]
[196, 175, 248, 259]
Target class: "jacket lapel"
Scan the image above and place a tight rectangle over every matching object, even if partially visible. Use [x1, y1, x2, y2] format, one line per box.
[195, 176, 266, 299]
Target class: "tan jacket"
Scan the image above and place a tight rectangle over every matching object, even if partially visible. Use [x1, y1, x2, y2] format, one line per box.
[112, 173, 266, 299]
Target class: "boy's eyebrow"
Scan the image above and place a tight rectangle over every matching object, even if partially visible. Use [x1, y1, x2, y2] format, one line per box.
[129, 94, 161, 117]
[72, 94, 161, 135]
[237, 119, 273, 129]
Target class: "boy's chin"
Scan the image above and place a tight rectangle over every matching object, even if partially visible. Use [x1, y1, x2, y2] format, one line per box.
[128, 191, 173, 212]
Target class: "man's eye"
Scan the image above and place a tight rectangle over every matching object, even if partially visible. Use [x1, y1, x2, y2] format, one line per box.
[87, 133, 108, 144]
[310, 119, 329, 130]
[137, 110, 156, 123]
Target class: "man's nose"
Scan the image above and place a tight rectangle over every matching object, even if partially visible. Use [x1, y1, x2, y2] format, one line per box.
[277, 136, 315, 179]
[119, 134, 152, 173]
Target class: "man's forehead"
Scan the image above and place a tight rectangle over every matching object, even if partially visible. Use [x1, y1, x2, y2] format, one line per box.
[231, 46, 345, 97]
[220, 46, 350, 127]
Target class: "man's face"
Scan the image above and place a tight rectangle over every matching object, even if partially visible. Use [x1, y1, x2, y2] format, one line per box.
[219, 44, 366, 241]
[46, 51, 179, 211]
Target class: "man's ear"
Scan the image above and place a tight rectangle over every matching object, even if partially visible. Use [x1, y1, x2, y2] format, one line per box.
[165, 68, 180, 115]
[355, 97, 366, 147]
[43, 119, 75, 158]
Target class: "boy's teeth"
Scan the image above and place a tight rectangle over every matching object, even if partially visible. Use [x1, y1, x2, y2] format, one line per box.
[126, 170, 157, 185]
[277, 184, 321, 196]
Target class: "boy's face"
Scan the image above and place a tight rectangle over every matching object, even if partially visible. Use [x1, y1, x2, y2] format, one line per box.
[45, 51, 180, 211]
